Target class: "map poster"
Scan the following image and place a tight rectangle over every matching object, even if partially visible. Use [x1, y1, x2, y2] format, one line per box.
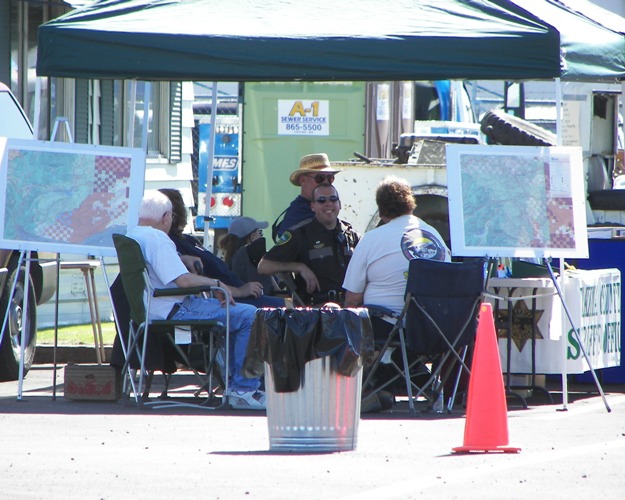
[446, 145, 588, 259]
[0, 138, 145, 257]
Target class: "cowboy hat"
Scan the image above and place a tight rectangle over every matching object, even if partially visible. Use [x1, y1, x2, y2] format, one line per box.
[289, 153, 340, 186]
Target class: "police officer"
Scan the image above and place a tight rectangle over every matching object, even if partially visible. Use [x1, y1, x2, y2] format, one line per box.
[258, 183, 360, 306]
[271, 152, 340, 242]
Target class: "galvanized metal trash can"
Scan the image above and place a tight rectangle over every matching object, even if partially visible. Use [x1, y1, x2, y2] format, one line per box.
[244, 307, 374, 453]
[265, 355, 362, 452]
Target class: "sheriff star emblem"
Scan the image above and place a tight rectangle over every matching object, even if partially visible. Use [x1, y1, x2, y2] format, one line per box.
[495, 300, 545, 352]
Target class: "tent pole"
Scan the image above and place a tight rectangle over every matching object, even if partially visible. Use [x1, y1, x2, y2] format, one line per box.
[555, 78, 562, 147]
[622, 81, 625, 164]
[33, 77, 41, 140]
[141, 82, 151, 153]
[554, 78, 570, 408]
[202, 83, 218, 251]
[128, 80, 136, 147]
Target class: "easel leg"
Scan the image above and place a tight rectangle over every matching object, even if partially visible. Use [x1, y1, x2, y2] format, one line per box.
[88, 268, 105, 363]
[545, 259, 611, 413]
[17, 255, 32, 401]
[83, 268, 102, 364]
[52, 254, 61, 400]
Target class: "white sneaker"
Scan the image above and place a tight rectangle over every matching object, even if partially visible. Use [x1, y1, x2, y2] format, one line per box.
[228, 390, 266, 410]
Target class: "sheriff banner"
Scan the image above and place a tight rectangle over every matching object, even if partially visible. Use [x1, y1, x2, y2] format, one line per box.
[488, 268, 621, 374]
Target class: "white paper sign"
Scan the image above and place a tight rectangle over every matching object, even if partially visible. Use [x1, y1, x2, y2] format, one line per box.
[278, 99, 329, 135]
[174, 326, 192, 345]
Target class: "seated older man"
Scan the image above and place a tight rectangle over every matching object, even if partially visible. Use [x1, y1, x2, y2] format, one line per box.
[126, 190, 266, 410]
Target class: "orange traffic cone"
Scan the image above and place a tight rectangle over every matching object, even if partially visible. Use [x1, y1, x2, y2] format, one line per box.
[452, 303, 521, 453]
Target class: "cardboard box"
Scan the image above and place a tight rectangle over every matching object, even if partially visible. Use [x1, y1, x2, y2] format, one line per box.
[64, 364, 120, 401]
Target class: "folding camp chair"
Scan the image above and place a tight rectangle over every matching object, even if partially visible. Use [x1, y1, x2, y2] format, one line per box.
[112, 234, 230, 409]
[275, 271, 306, 307]
[362, 258, 486, 414]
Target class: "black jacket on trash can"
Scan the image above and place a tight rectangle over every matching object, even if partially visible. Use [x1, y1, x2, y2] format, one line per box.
[244, 307, 374, 392]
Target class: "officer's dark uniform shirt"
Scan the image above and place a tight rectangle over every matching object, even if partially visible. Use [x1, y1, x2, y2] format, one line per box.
[273, 195, 313, 242]
[265, 217, 360, 305]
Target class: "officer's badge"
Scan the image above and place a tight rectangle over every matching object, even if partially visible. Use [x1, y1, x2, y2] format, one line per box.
[276, 231, 292, 245]
[313, 240, 324, 249]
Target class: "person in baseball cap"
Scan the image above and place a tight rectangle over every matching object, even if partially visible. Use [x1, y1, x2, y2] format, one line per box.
[219, 216, 279, 296]
[228, 216, 269, 239]
[273, 153, 341, 242]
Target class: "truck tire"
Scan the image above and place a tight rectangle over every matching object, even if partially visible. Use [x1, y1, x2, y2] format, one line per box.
[480, 109, 556, 146]
[0, 266, 37, 381]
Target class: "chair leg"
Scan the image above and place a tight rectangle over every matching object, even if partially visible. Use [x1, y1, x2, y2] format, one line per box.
[120, 329, 144, 405]
[194, 330, 225, 400]
[121, 368, 137, 407]
[142, 371, 154, 401]
[159, 373, 172, 399]
[447, 345, 469, 412]
[397, 329, 416, 414]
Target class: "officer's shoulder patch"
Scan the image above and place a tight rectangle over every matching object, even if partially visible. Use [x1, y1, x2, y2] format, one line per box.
[276, 231, 292, 245]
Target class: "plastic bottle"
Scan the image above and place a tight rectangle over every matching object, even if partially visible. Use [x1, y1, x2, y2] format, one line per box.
[433, 376, 444, 413]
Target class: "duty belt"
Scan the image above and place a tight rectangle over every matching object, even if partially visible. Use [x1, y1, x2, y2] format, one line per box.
[305, 290, 345, 306]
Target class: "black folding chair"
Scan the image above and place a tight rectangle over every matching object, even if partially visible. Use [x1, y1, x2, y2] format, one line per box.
[112, 233, 230, 409]
[362, 258, 486, 414]
[275, 271, 306, 307]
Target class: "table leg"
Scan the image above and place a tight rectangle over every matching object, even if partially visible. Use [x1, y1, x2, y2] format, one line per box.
[82, 268, 102, 364]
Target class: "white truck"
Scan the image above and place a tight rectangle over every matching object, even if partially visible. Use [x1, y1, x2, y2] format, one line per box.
[0, 82, 58, 380]
[334, 126, 481, 244]
[335, 80, 624, 243]
[329, 81, 480, 242]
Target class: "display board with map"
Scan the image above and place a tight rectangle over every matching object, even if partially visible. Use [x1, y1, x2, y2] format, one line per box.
[446, 145, 588, 259]
[0, 138, 145, 257]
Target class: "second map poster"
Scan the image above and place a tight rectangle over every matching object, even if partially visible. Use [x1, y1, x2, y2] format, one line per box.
[446, 144, 588, 259]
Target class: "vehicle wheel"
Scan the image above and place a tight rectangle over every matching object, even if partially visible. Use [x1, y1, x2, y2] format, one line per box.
[480, 109, 557, 146]
[0, 266, 37, 381]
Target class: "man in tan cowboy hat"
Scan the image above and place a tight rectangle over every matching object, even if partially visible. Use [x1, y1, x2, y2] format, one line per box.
[271, 153, 340, 242]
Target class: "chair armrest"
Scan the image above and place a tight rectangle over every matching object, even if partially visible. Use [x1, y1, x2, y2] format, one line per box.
[153, 285, 213, 298]
[276, 271, 306, 307]
[364, 304, 399, 320]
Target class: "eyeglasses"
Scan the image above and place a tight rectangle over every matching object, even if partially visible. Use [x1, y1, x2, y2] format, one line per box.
[314, 196, 340, 204]
[308, 173, 335, 184]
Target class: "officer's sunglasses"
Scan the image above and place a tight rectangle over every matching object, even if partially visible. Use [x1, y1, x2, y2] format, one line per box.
[307, 173, 335, 184]
[314, 196, 340, 204]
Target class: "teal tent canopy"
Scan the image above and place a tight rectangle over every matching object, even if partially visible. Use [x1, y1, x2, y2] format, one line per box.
[501, 0, 625, 81]
[37, 0, 564, 81]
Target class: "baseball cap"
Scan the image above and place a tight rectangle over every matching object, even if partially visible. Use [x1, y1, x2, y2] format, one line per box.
[228, 216, 269, 238]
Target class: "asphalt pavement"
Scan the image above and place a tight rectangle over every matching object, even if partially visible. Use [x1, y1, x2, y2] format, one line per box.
[1, 364, 625, 499]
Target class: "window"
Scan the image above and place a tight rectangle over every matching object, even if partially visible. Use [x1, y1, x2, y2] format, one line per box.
[72, 79, 180, 160]
[7, 0, 69, 140]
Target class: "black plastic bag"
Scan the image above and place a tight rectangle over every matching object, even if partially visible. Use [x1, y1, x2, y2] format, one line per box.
[317, 307, 375, 377]
[245, 308, 320, 392]
[244, 307, 374, 392]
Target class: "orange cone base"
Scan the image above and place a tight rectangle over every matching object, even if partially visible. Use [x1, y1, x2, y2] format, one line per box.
[452, 445, 521, 454]
[452, 304, 522, 455]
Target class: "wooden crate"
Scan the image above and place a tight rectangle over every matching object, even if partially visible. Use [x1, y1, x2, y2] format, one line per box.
[64, 364, 120, 401]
